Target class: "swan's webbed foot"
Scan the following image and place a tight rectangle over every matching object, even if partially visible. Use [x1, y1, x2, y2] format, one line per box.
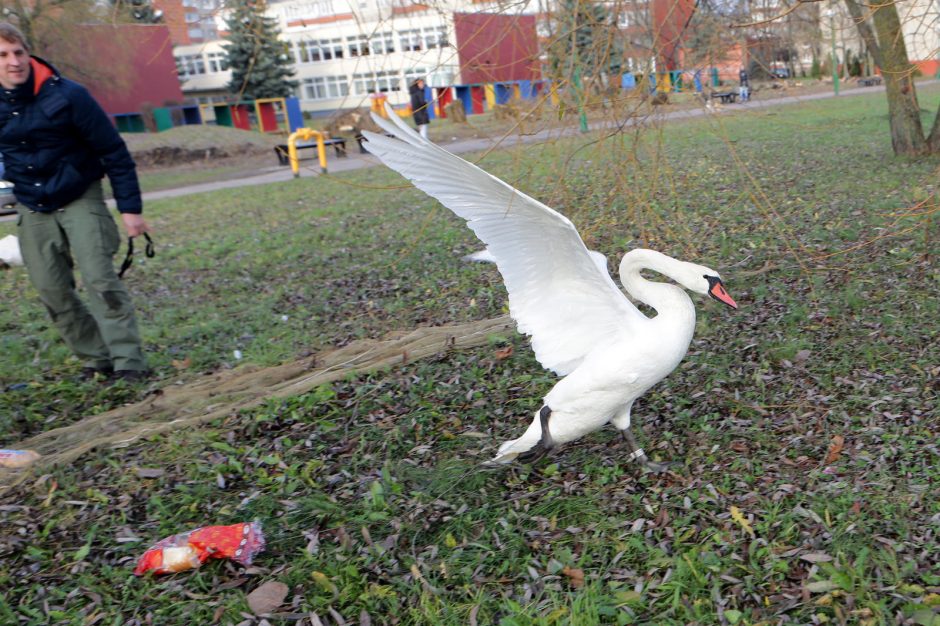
[517, 406, 554, 464]
[620, 427, 677, 474]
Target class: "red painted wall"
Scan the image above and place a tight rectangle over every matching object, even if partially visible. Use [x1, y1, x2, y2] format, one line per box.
[454, 13, 540, 84]
[46, 24, 184, 116]
[652, 0, 696, 71]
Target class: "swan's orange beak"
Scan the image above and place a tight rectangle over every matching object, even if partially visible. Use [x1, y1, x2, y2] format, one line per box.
[709, 279, 738, 309]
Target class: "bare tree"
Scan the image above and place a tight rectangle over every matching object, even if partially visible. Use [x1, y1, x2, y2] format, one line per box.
[842, 0, 939, 154]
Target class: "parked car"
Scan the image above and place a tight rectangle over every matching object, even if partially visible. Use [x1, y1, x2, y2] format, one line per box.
[0, 156, 16, 215]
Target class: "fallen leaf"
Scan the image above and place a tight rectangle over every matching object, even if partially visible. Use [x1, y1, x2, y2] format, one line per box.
[246, 581, 289, 615]
[135, 468, 164, 479]
[815, 593, 834, 606]
[171, 357, 191, 370]
[311, 571, 339, 599]
[806, 580, 838, 593]
[729, 505, 755, 536]
[561, 566, 584, 588]
[494, 345, 513, 360]
[824, 434, 845, 464]
[800, 552, 834, 563]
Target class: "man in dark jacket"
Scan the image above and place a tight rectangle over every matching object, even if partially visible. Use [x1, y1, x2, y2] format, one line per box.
[0, 22, 150, 381]
[738, 67, 750, 102]
[409, 78, 429, 139]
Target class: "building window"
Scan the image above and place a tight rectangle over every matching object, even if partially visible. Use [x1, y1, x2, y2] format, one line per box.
[352, 70, 401, 95]
[295, 38, 344, 63]
[301, 75, 350, 100]
[422, 26, 448, 49]
[370, 32, 395, 54]
[285, 0, 336, 19]
[207, 51, 229, 72]
[399, 29, 421, 52]
[404, 67, 427, 86]
[176, 53, 207, 77]
[398, 27, 447, 52]
[198, 17, 218, 39]
[347, 34, 370, 57]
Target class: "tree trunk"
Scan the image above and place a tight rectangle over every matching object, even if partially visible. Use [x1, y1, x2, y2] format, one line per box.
[869, 2, 929, 156]
[929, 106, 940, 153]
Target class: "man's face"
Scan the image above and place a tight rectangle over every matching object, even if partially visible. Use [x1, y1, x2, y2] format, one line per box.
[0, 39, 30, 90]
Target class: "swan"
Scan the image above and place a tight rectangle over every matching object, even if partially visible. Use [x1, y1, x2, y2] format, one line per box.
[362, 104, 738, 470]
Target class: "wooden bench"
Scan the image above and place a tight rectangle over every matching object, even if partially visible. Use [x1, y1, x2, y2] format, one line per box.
[274, 138, 347, 166]
[710, 91, 738, 104]
[858, 76, 882, 87]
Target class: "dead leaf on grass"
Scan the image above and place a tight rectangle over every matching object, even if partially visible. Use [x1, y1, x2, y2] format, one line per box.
[561, 566, 585, 588]
[135, 468, 165, 479]
[171, 357, 191, 370]
[729, 505, 755, 537]
[246, 580, 289, 615]
[805, 580, 838, 593]
[311, 571, 339, 599]
[494, 345, 513, 360]
[824, 434, 845, 464]
[800, 552, 834, 563]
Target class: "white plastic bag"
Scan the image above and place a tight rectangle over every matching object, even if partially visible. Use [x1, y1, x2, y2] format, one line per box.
[0, 234, 23, 267]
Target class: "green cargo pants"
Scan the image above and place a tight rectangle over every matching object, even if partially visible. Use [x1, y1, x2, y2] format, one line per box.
[16, 181, 147, 372]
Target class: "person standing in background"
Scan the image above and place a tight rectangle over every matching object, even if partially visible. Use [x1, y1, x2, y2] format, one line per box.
[738, 67, 750, 102]
[409, 78, 430, 139]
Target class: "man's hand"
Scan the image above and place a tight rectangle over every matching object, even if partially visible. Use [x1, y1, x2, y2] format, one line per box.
[121, 213, 150, 238]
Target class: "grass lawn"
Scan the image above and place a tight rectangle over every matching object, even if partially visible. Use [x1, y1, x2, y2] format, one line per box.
[0, 86, 938, 625]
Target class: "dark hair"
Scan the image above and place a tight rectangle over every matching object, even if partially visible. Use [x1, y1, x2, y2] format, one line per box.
[0, 23, 28, 50]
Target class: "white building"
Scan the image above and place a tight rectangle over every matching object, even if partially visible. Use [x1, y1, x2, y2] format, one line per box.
[175, 0, 533, 114]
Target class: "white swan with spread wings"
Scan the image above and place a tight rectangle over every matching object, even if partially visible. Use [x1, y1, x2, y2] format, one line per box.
[362, 105, 738, 469]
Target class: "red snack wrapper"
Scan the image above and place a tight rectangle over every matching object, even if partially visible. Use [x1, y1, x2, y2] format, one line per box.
[134, 522, 265, 576]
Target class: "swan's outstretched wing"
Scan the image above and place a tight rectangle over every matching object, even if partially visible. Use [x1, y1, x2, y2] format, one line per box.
[363, 104, 648, 375]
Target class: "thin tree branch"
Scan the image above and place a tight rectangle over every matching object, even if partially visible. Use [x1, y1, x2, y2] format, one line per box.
[732, 0, 823, 29]
[843, 0, 884, 66]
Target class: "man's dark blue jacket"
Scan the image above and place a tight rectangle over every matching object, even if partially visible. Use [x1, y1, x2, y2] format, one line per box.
[0, 56, 142, 214]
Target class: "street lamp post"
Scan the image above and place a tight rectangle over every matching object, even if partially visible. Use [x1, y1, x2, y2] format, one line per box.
[827, 7, 840, 95]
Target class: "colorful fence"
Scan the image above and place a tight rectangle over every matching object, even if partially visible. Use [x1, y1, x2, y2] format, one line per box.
[112, 70, 731, 134]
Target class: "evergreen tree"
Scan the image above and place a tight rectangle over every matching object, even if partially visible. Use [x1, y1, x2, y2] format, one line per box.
[223, 0, 298, 101]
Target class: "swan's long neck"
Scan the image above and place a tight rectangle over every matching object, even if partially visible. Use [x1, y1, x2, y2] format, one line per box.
[619, 249, 696, 329]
